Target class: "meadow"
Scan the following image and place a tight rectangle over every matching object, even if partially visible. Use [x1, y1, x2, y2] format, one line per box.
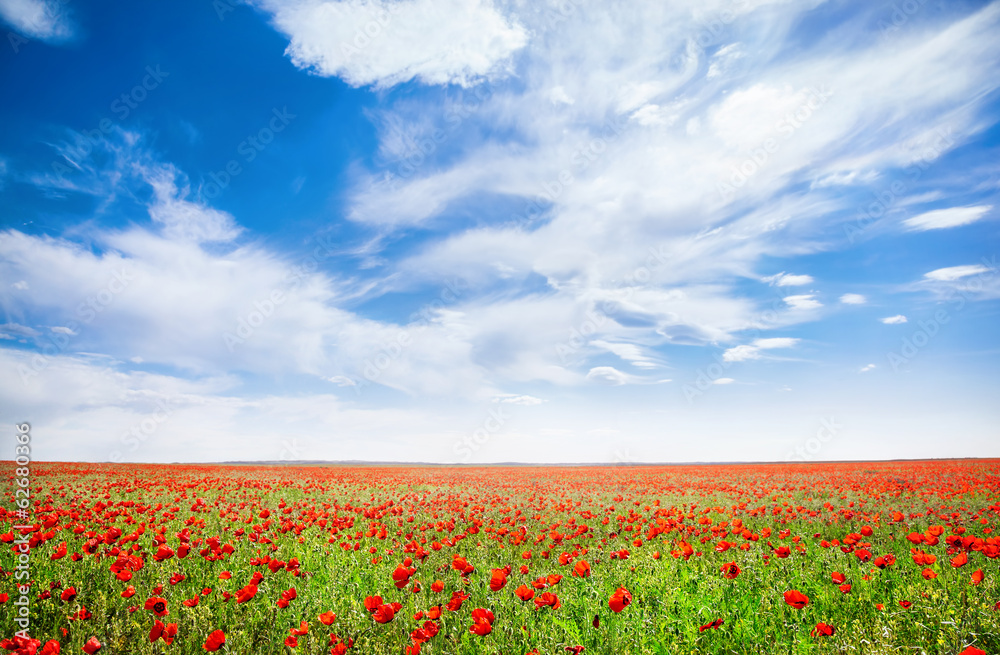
[1, 460, 998, 654]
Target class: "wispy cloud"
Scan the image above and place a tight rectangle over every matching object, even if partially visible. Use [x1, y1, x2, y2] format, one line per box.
[924, 264, 990, 281]
[839, 293, 866, 305]
[722, 337, 800, 362]
[784, 295, 822, 310]
[763, 272, 814, 286]
[0, 0, 74, 42]
[880, 315, 907, 324]
[903, 205, 991, 231]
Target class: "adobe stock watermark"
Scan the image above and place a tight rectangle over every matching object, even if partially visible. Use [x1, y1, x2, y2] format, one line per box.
[48, 65, 169, 183]
[197, 107, 296, 201]
[382, 85, 493, 187]
[108, 398, 176, 463]
[509, 114, 629, 229]
[886, 256, 997, 372]
[12, 422, 33, 639]
[454, 401, 512, 463]
[223, 290, 287, 352]
[691, 0, 754, 50]
[877, 0, 930, 41]
[278, 437, 305, 461]
[18, 268, 135, 386]
[555, 243, 671, 364]
[681, 290, 793, 405]
[786, 417, 841, 461]
[223, 233, 343, 352]
[717, 85, 833, 200]
[6, 0, 70, 54]
[336, 278, 469, 394]
[843, 127, 954, 243]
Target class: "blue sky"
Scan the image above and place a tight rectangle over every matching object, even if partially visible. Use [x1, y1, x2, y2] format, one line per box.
[1, 0, 998, 464]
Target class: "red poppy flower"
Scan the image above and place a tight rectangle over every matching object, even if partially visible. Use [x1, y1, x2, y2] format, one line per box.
[153, 545, 174, 562]
[289, 620, 309, 636]
[446, 591, 469, 612]
[720, 562, 740, 579]
[971, 569, 983, 586]
[515, 584, 535, 601]
[899, 600, 912, 609]
[149, 620, 178, 645]
[608, 587, 632, 613]
[60, 587, 76, 603]
[318, 611, 337, 625]
[82, 637, 101, 654]
[811, 623, 835, 637]
[951, 552, 968, 568]
[40, 640, 60, 655]
[959, 648, 986, 655]
[183, 596, 199, 608]
[572, 560, 591, 578]
[699, 618, 724, 632]
[276, 587, 297, 608]
[144, 597, 169, 617]
[284, 636, 298, 648]
[235, 584, 258, 604]
[469, 608, 494, 636]
[364, 595, 384, 613]
[922, 568, 938, 580]
[783, 590, 809, 609]
[489, 568, 509, 591]
[373, 603, 397, 623]
[534, 592, 560, 610]
[203, 629, 225, 651]
[121, 586, 136, 599]
[839, 583, 852, 594]
[393, 564, 417, 589]
[430, 580, 444, 593]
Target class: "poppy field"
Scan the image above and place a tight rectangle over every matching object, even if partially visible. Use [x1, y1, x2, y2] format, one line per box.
[2, 460, 999, 654]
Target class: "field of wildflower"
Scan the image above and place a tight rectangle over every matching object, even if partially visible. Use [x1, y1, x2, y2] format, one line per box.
[2, 460, 998, 654]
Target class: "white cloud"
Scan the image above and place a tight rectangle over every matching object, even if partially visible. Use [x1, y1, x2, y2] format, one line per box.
[492, 394, 545, 406]
[880, 315, 907, 324]
[923, 265, 990, 282]
[713, 377, 735, 385]
[50, 325, 76, 335]
[590, 340, 659, 369]
[324, 375, 358, 387]
[586, 366, 629, 386]
[721, 345, 760, 362]
[754, 337, 798, 350]
[0, 0, 73, 41]
[723, 337, 799, 362]
[762, 272, 814, 286]
[839, 293, 866, 305]
[859, 363, 875, 372]
[784, 295, 822, 310]
[903, 205, 991, 231]
[11, 280, 29, 290]
[146, 165, 242, 243]
[254, 0, 528, 88]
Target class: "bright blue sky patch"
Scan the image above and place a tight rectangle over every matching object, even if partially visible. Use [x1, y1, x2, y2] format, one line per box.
[1, 0, 998, 463]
